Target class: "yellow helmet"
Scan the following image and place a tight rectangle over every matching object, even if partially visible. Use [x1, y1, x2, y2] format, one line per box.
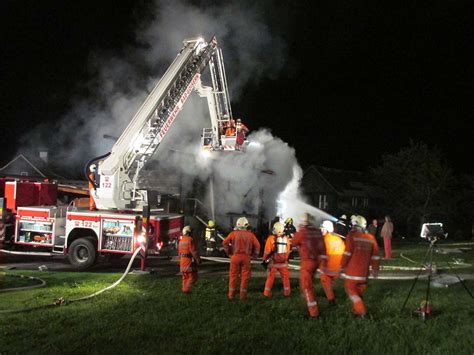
[208, 220, 215, 227]
[272, 222, 284, 236]
[351, 215, 367, 229]
[285, 217, 293, 224]
[182, 225, 192, 236]
[236, 217, 249, 229]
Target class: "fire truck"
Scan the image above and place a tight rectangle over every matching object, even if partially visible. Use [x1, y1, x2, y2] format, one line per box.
[0, 37, 247, 270]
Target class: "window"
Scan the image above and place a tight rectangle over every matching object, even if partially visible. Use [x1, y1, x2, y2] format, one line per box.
[352, 197, 358, 207]
[363, 198, 369, 208]
[318, 194, 328, 209]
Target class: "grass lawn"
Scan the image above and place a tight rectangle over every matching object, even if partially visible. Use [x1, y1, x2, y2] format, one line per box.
[1, 266, 473, 354]
[372, 240, 474, 271]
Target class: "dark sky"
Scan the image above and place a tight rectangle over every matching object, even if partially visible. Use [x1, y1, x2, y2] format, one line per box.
[1, 1, 474, 174]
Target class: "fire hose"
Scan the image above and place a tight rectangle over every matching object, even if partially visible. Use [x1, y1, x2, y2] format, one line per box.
[0, 245, 145, 314]
[399, 252, 472, 270]
[0, 273, 46, 293]
[200, 256, 447, 280]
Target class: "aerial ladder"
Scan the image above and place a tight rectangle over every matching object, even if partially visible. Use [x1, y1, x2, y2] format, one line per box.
[87, 37, 247, 211]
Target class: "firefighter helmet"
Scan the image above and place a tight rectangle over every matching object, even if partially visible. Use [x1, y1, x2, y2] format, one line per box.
[272, 222, 284, 236]
[321, 220, 334, 233]
[285, 217, 293, 225]
[299, 213, 314, 226]
[236, 217, 249, 229]
[351, 215, 367, 229]
[90, 164, 97, 173]
[208, 220, 215, 227]
[182, 225, 192, 236]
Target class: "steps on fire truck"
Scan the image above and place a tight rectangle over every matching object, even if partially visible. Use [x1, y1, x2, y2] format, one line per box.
[52, 236, 66, 254]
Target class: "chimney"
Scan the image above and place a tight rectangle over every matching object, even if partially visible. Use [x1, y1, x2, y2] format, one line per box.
[39, 148, 49, 164]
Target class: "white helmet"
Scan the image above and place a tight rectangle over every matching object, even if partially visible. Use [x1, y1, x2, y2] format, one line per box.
[90, 164, 97, 172]
[351, 215, 367, 229]
[321, 220, 334, 233]
[299, 213, 314, 226]
[272, 222, 284, 236]
[236, 217, 249, 230]
[182, 225, 192, 236]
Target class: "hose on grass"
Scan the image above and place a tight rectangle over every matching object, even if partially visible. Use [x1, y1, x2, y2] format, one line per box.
[0, 245, 145, 314]
[0, 273, 47, 293]
[400, 252, 472, 269]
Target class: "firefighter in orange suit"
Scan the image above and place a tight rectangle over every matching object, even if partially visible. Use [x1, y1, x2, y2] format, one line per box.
[341, 215, 380, 316]
[88, 164, 97, 211]
[225, 118, 236, 136]
[319, 220, 345, 305]
[263, 222, 291, 297]
[235, 118, 249, 135]
[292, 213, 327, 318]
[178, 226, 201, 294]
[222, 217, 260, 300]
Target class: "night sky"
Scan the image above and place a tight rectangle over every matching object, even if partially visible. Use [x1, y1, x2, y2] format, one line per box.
[1, 1, 474, 174]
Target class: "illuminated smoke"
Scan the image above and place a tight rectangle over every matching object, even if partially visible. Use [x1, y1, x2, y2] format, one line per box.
[277, 165, 338, 226]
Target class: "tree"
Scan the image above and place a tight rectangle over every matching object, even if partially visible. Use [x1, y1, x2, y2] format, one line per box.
[372, 141, 453, 237]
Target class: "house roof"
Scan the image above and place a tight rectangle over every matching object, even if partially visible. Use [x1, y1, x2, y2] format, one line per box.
[0, 154, 68, 180]
[0, 154, 46, 177]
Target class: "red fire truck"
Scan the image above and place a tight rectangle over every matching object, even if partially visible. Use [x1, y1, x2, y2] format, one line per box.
[0, 37, 246, 270]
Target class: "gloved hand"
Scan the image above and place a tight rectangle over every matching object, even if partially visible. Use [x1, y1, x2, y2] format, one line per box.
[261, 260, 269, 270]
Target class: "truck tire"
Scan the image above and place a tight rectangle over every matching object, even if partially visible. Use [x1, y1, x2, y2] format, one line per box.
[68, 238, 97, 270]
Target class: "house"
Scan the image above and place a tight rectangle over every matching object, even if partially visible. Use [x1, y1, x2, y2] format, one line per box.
[0, 149, 66, 180]
[0, 151, 89, 204]
[301, 165, 384, 218]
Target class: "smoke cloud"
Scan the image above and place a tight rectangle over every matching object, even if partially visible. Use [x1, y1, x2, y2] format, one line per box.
[17, 0, 330, 227]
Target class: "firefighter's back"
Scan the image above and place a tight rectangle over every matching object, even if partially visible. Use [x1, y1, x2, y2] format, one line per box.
[345, 231, 377, 277]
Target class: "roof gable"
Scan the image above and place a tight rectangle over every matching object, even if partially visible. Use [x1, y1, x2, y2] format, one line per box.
[302, 165, 339, 194]
[0, 154, 46, 177]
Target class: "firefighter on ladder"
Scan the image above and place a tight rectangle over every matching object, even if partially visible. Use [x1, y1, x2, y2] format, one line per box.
[262, 222, 291, 297]
[205, 220, 218, 255]
[319, 220, 345, 305]
[292, 213, 327, 318]
[178, 226, 201, 294]
[341, 215, 380, 317]
[222, 217, 260, 300]
[225, 118, 236, 136]
[235, 118, 248, 148]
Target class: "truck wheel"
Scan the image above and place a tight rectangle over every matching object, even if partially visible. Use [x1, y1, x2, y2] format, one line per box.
[68, 238, 97, 270]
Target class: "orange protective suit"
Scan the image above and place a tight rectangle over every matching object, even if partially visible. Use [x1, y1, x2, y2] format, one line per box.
[88, 173, 97, 211]
[235, 121, 249, 134]
[320, 232, 345, 302]
[178, 235, 200, 293]
[263, 234, 291, 297]
[223, 229, 260, 300]
[341, 229, 380, 316]
[225, 126, 236, 136]
[292, 225, 327, 317]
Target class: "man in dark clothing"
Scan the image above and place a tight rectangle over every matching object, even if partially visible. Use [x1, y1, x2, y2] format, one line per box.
[367, 219, 379, 237]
